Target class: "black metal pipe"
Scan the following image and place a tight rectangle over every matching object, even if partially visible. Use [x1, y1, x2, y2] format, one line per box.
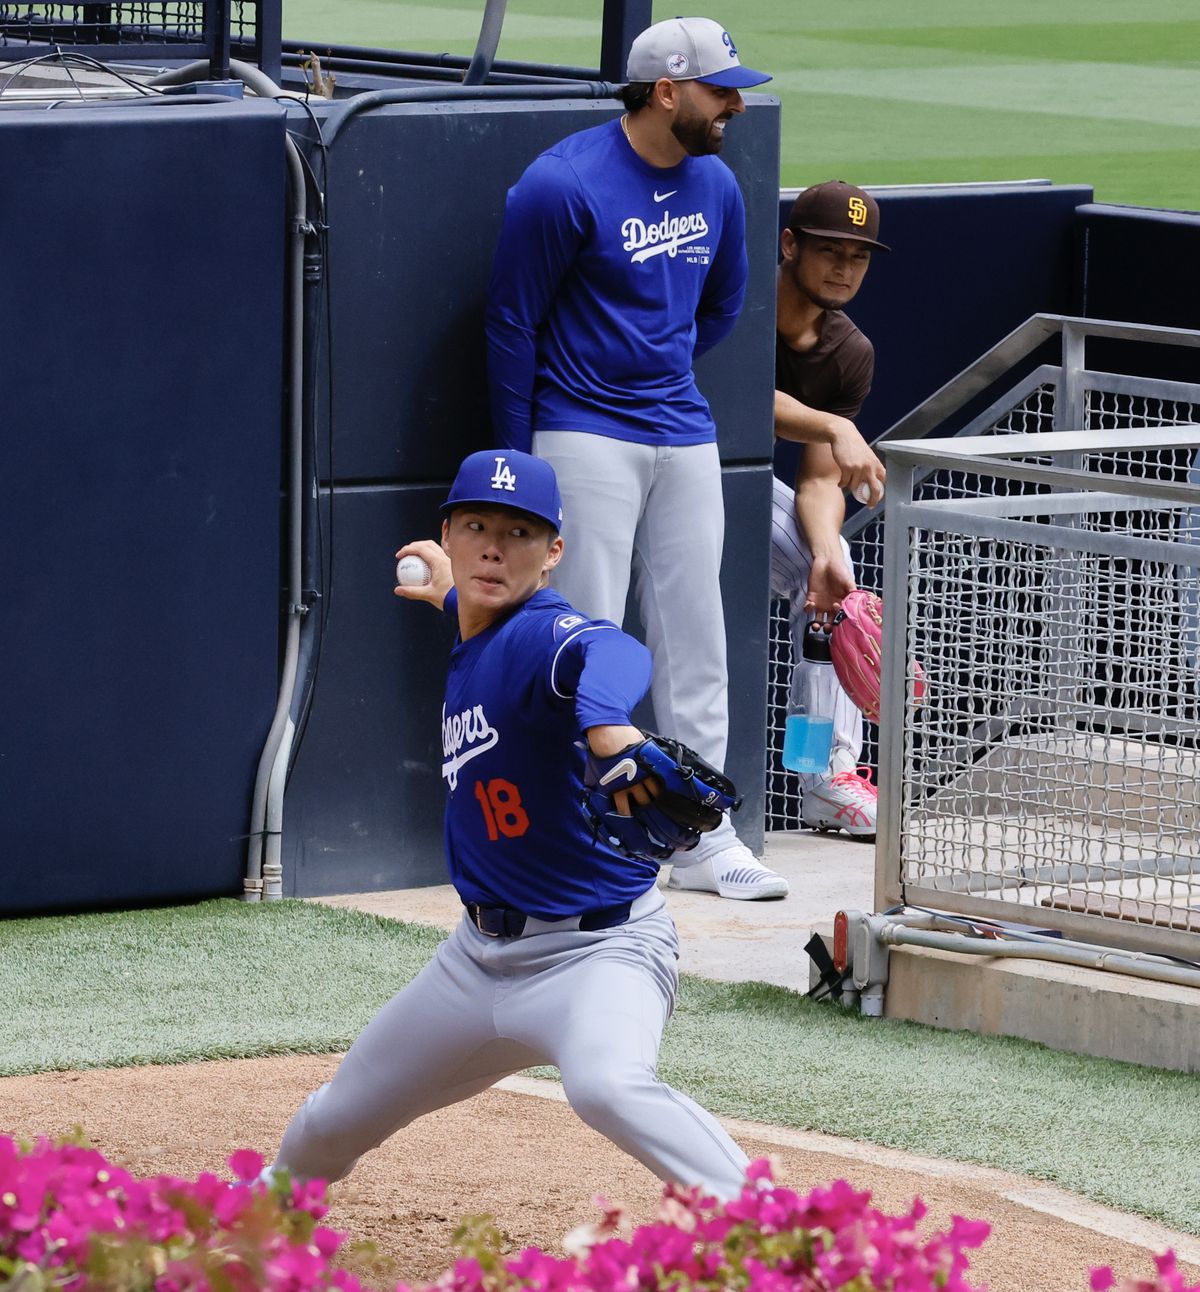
[207, 0, 231, 80]
[462, 0, 506, 85]
[280, 52, 582, 86]
[281, 39, 601, 82]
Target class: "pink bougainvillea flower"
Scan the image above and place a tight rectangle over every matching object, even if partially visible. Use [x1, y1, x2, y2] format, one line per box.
[228, 1149, 266, 1183]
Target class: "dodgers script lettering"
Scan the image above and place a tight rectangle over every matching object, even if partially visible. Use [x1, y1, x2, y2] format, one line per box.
[441, 702, 499, 790]
[622, 210, 709, 264]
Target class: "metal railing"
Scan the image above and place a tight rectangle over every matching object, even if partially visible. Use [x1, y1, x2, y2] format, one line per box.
[766, 316, 1200, 839]
[865, 318, 1200, 959]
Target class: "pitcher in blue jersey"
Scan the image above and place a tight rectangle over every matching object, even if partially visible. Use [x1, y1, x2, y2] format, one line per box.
[266, 449, 750, 1201]
[486, 16, 788, 902]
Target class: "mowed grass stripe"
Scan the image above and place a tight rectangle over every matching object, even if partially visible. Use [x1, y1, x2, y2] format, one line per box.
[812, 20, 1200, 67]
[280, 0, 1199, 208]
[284, 1, 599, 52]
[729, 0, 1190, 32]
[770, 64, 1200, 129]
[768, 91, 1200, 166]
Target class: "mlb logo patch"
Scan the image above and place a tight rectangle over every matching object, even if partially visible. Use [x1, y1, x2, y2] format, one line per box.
[553, 613, 587, 641]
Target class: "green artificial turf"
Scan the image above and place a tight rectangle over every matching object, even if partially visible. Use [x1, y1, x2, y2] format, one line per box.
[280, 0, 1200, 211]
[0, 901, 444, 1072]
[3, 898, 1199, 1235]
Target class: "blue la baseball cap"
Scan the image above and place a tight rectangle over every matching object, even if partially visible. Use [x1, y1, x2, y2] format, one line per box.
[440, 450, 564, 532]
[626, 17, 771, 90]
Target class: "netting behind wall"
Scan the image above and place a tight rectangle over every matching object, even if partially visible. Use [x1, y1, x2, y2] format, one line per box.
[0, 2, 258, 47]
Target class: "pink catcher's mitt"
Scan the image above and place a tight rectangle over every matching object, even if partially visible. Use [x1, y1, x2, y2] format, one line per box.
[829, 590, 925, 723]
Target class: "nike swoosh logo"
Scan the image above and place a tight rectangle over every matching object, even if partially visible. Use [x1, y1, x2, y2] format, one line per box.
[653, 189, 677, 202]
[599, 758, 639, 787]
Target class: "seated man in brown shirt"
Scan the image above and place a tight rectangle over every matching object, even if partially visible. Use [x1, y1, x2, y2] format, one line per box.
[772, 181, 887, 838]
[674, 182, 889, 899]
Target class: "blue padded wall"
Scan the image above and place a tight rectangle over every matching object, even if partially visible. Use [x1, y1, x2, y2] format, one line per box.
[316, 97, 779, 482]
[283, 97, 780, 894]
[2, 99, 286, 913]
[1076, 204, 1200, 382]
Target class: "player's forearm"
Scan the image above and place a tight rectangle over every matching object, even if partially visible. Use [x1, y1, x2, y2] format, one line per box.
[585, 724, 644, 756]
[795, 476, 847, 562]
[773, 389, 848, 446]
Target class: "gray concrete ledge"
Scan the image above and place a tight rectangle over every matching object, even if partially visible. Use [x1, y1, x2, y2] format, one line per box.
[883, 941, 1200, 1074]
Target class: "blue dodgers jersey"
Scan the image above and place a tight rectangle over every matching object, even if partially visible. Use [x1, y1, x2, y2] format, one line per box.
[441, 587, 658, 918]
[486, 118, 749, 452]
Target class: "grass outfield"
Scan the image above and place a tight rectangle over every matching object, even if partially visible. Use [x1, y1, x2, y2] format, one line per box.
[280, 0, 1200, 212]
[3, 898, 1199, 1237]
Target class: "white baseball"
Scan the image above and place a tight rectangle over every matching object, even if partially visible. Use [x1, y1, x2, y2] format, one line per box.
[855, 482, 880, 505]
[396, 555, 432, 587]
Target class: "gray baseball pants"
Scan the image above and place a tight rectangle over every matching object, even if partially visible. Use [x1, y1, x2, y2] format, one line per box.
[271, 887, 750, 1200]
[769, 475, 863, 778]
[532, 431, 742, 862]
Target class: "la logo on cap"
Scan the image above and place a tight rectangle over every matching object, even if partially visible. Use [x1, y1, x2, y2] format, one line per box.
[490, 455, 517, 492]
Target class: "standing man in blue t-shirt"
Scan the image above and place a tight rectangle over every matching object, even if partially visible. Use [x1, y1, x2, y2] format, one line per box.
[486, 16, 788, 902]
[264, 449, 750, 1202]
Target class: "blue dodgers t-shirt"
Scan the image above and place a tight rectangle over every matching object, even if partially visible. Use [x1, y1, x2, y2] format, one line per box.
[486, 117, 748, 453]
[440, 586, 658, 919]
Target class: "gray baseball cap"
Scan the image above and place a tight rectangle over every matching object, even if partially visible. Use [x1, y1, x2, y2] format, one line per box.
[626, 17, 771, 89]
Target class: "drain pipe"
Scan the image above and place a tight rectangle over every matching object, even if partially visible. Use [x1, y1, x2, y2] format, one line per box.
[244, 135, 310, 901]
[846, 912, 1200, 997]
[877, 921, 1200, 991]
[148, 55, 315, 899]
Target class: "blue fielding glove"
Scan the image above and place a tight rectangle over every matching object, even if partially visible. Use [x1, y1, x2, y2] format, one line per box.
[583, 732, 742, 863]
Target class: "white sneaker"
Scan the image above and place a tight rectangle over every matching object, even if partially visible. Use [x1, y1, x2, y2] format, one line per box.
[802, 767, 878, 840]
[667, 844, 789, 901]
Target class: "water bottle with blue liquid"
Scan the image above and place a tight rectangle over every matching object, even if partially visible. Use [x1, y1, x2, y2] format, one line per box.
[782, 622, 835, 775]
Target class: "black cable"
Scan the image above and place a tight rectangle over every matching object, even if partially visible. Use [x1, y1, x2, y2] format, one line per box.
[0, 47, 162, 97]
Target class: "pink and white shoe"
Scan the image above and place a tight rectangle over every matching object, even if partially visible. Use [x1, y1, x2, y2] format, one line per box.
[802, 767, 878, 841]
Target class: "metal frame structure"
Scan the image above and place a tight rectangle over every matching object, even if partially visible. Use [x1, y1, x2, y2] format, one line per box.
[767, 315, 1200, 833]
[0, 0, 281, 79]
[865, 315, 1200, 961]
[0, 0, 650, 91]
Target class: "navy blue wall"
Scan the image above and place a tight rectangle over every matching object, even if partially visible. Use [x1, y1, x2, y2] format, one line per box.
[314, 97, 778, 482]
[1077, 204, 1200, 385]
[2, 100, 286, 914]
[282, 97, 780, 894]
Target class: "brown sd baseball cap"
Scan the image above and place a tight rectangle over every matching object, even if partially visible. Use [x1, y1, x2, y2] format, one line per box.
[788, 180, 890, 252]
